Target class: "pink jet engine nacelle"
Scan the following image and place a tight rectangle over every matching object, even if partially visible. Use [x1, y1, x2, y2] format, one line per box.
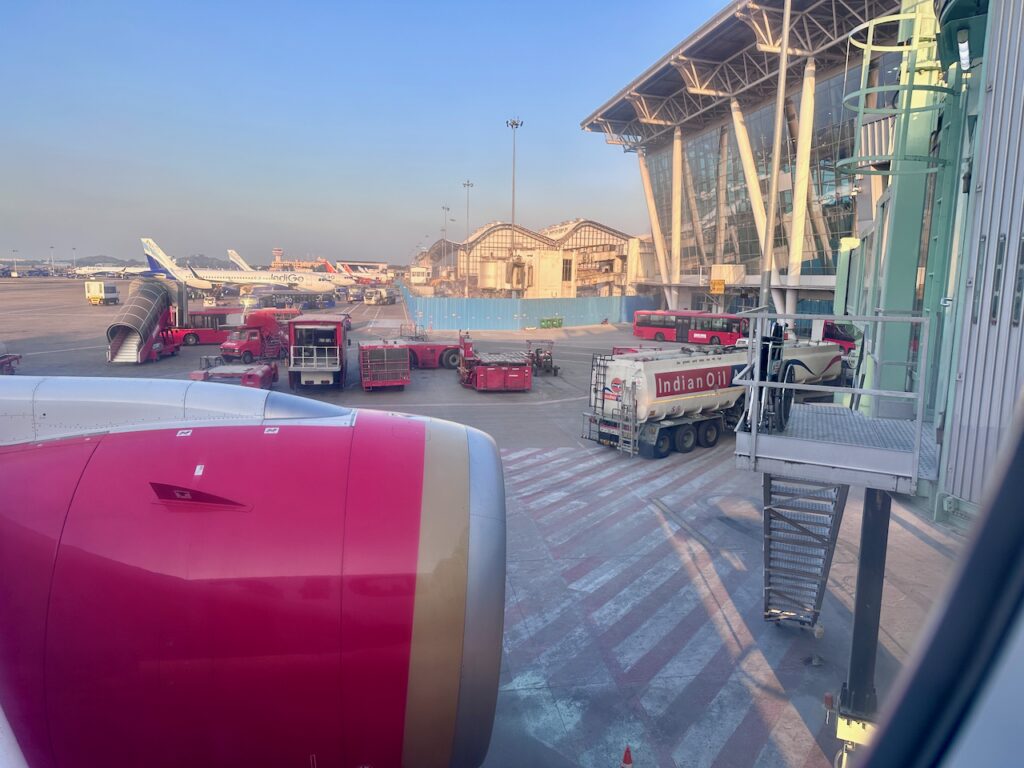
[0, 376, 506, 768]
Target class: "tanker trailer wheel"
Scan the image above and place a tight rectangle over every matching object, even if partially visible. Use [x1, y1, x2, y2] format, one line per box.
[651, 430, 672, 459]
[674, 424, 697, 453]
[242, 351, 254, 364]
[442, 348, 461, 369]
[697, 419, 721, 448]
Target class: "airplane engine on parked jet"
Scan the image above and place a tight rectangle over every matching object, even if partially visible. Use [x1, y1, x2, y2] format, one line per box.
[0, 377, 506, 768]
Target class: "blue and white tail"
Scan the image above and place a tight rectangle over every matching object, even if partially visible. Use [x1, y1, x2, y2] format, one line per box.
[141, 238, 188, 282]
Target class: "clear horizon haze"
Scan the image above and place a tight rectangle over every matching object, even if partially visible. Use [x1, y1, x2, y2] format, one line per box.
[1, 0, 720, 265]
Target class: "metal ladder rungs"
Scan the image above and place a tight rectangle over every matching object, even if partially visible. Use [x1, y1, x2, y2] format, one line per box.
[762, 473, 849, 627]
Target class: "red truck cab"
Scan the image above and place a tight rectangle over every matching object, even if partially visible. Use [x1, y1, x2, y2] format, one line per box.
[219, 313, 287, 363]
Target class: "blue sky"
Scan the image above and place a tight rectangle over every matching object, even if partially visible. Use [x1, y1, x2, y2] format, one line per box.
[1, 0, 721, 265]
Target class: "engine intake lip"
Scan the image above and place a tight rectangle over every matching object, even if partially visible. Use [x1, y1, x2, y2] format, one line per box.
[450, 428, 506, 767]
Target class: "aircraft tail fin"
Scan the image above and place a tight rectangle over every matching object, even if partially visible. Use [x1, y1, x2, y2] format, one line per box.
[227, 249, 255, 271]
[140, 238, 187, 281]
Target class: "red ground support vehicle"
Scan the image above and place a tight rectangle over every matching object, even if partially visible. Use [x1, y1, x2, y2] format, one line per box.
[821, 320, 859, 353]
[189, 356, 279, 389]
[391, 326, 461, 369]
[220, 313, 287, 363]
[457, 335, 532, 392]
[168, 306, 244, 346]
[358, 341, 411, 391]
[287, 314, 347, 389]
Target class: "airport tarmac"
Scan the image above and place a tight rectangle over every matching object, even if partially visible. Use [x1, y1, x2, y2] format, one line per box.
[0, 278, 966, 767]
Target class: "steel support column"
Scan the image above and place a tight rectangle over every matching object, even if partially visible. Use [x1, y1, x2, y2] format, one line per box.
[671, 127, 684, 306]
[638, 150, 673, 305]
[785, 96, 833, 267]
[788, 58, 816, 278]
[759, 0, 793, 312]
[730, 98, 768, 253]
[683, 143, 708, 269]
[731, 97, 785, 310]
[841, 487, 891, 718]
[714, 126, 730, 263]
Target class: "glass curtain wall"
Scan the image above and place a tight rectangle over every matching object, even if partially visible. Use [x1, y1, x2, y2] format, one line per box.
[645, 57, 899, 277]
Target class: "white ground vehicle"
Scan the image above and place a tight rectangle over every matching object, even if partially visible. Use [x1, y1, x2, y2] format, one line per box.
[85, 281, 120, 306]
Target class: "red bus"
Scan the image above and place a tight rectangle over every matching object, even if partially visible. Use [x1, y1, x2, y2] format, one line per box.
[168, 307, 244, 346]
[633, 310, 749, 345]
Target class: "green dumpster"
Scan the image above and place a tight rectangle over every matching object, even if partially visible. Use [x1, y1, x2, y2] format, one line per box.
[539, 317, 563, 329]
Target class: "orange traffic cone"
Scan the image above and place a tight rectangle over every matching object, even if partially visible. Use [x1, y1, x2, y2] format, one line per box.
[620, 745, 633, 767]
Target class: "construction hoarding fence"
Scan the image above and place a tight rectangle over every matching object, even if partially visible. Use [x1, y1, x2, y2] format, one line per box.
[399, 287, 657, 331]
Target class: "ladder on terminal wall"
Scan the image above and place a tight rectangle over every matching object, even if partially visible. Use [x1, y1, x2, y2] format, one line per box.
[762, 475, 849, 628]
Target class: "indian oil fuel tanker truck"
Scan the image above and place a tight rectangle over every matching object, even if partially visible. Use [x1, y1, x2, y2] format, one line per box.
[583, 341, 843, 459]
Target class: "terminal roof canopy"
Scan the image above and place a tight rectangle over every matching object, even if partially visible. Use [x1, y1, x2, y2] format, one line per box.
[582, 0, 900, 150]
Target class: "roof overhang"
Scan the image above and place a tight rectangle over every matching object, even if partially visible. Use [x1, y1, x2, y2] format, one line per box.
[582, 0, 902, 150]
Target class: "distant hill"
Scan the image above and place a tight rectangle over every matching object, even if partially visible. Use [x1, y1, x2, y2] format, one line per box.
[77, 255, 145, 267]
[75, 253, 234, 269]
[179, 254, 234, 269]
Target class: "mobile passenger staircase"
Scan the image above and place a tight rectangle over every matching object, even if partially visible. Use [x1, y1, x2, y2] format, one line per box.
[106, 279, 186, 364]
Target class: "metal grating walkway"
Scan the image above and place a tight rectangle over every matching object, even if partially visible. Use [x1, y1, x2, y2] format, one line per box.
[784, 404, 939, 480]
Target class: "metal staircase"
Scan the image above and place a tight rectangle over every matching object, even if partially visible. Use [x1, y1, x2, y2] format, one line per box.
[108, 329, 142, 364]
[762, 474, 849, 627]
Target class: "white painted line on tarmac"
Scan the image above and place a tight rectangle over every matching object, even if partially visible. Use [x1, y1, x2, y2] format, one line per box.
[21, 344, 107, 356]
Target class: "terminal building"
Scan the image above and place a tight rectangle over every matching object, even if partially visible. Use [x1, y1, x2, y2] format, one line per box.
[583, 0, 903, 314]
[582, 0, 1018, 528]
[415, 219, 659, 299]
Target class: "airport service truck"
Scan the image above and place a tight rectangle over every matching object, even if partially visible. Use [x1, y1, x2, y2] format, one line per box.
[457, 335, 533, 392]
[583, 341, 842, 459]
[85, 281, 120, 306]
[287, 314, 347, 389]
[219, 312, 288, 363]
[392, 325, 461, 369]
[363, 287, 396, 306]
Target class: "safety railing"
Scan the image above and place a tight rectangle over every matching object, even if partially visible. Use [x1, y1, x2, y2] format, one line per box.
[732, 312, 933, 494]
[290, 346, 341, 370]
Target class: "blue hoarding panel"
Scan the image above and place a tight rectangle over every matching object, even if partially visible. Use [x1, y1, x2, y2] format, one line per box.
[399, 286, 656, 331]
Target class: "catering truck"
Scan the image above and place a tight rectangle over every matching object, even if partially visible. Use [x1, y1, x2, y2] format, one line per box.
[287, 314, 347, 389]
[583, 341, 842, 459]
[85, 281, 120, 306]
